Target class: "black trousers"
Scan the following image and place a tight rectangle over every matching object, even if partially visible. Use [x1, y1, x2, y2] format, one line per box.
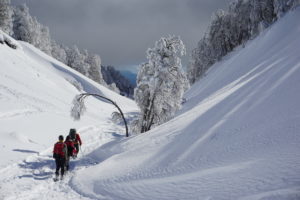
[55, 157, 66, 176]
[74, 143, 80, 154]
[65, 156, 70, 171]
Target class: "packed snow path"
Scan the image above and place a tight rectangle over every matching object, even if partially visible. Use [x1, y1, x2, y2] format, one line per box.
[0, 121, 125, 200]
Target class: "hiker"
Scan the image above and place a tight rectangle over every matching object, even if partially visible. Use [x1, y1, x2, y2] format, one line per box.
[69, 128, 82, 157]
[53, 135, 67, 180]
[64, 135, 76, 171]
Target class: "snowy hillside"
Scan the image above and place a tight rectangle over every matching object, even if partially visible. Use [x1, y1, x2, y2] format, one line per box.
[0, 7, 300, 200]
[72, 8, 300, 200]
[0, 30, 137, 168]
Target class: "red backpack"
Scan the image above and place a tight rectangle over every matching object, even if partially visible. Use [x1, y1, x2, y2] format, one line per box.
[65, 140, 76, 156]
[53, 142, 67, 158]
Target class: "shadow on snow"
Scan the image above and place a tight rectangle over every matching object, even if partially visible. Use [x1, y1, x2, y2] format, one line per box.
[18, 156, 55, 180]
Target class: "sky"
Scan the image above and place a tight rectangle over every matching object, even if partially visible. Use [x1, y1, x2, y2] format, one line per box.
[12, 0, 229, 72]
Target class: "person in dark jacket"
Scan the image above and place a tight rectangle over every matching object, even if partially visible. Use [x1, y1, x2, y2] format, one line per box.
[53, 135, 67, 179]
[69, 129, 82, 157]
[64, 135, 76, 171]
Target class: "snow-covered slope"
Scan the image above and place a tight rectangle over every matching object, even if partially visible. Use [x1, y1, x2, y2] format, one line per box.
[0, 7, 300, 200]
[69, 8, 300, 200]
[0, 30, 137, 170]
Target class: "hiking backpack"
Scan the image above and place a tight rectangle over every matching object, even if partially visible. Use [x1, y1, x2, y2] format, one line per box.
[69, 129, 76, 140]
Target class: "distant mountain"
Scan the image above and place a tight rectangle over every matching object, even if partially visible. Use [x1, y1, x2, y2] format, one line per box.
[120, 70, 137, 86]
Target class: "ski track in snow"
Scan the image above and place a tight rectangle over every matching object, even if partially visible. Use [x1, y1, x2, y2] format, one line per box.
[0, 121, 124, 200]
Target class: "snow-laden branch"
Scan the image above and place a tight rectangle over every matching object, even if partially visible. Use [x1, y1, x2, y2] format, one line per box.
[70, 94, 86, 120]
[70, 93, 129, 137]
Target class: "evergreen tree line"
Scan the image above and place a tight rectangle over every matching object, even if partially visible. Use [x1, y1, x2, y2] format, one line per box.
[187, 0, 300, 84]
[0, 0, 134, 96]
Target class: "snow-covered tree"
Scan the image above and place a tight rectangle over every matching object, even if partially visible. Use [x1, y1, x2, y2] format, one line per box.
[10, 2, 113, 91]
[65, 45, 90, 76]
[13, 4, 52, 54]
[36, 25, 52, 54]
[64, 47, 107, 86]
[85, 53, 105, 85]
[70, 94, 86, 121]
[13, 5, 35, 43]
[0, 0, 13, 35]
[274, 0, 300, 18]
[187, 0, 300, 84]
[51, 40, 67, 64]
[134, 35, 189, 133]
[107, 82, 120, 94]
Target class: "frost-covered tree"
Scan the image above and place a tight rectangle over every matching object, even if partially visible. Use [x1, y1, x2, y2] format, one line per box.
[9, 2, 113, 90]
[187, 0, 300, 84]
[107, 82, 120, 94]
[274, 0, 300, 18]
[36, 25, 52, 54]
[65, 45, 90, 76]
[85, 53, 105, 85]
[51, 40, 67, 64]
[64, 46, 107, 85]
[134, 35, 189, 133]
[8, 2, 133, 95]
[0, 0, 13, 35]
[13, 4, 52, 54]
[13, 5, 36, 43]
